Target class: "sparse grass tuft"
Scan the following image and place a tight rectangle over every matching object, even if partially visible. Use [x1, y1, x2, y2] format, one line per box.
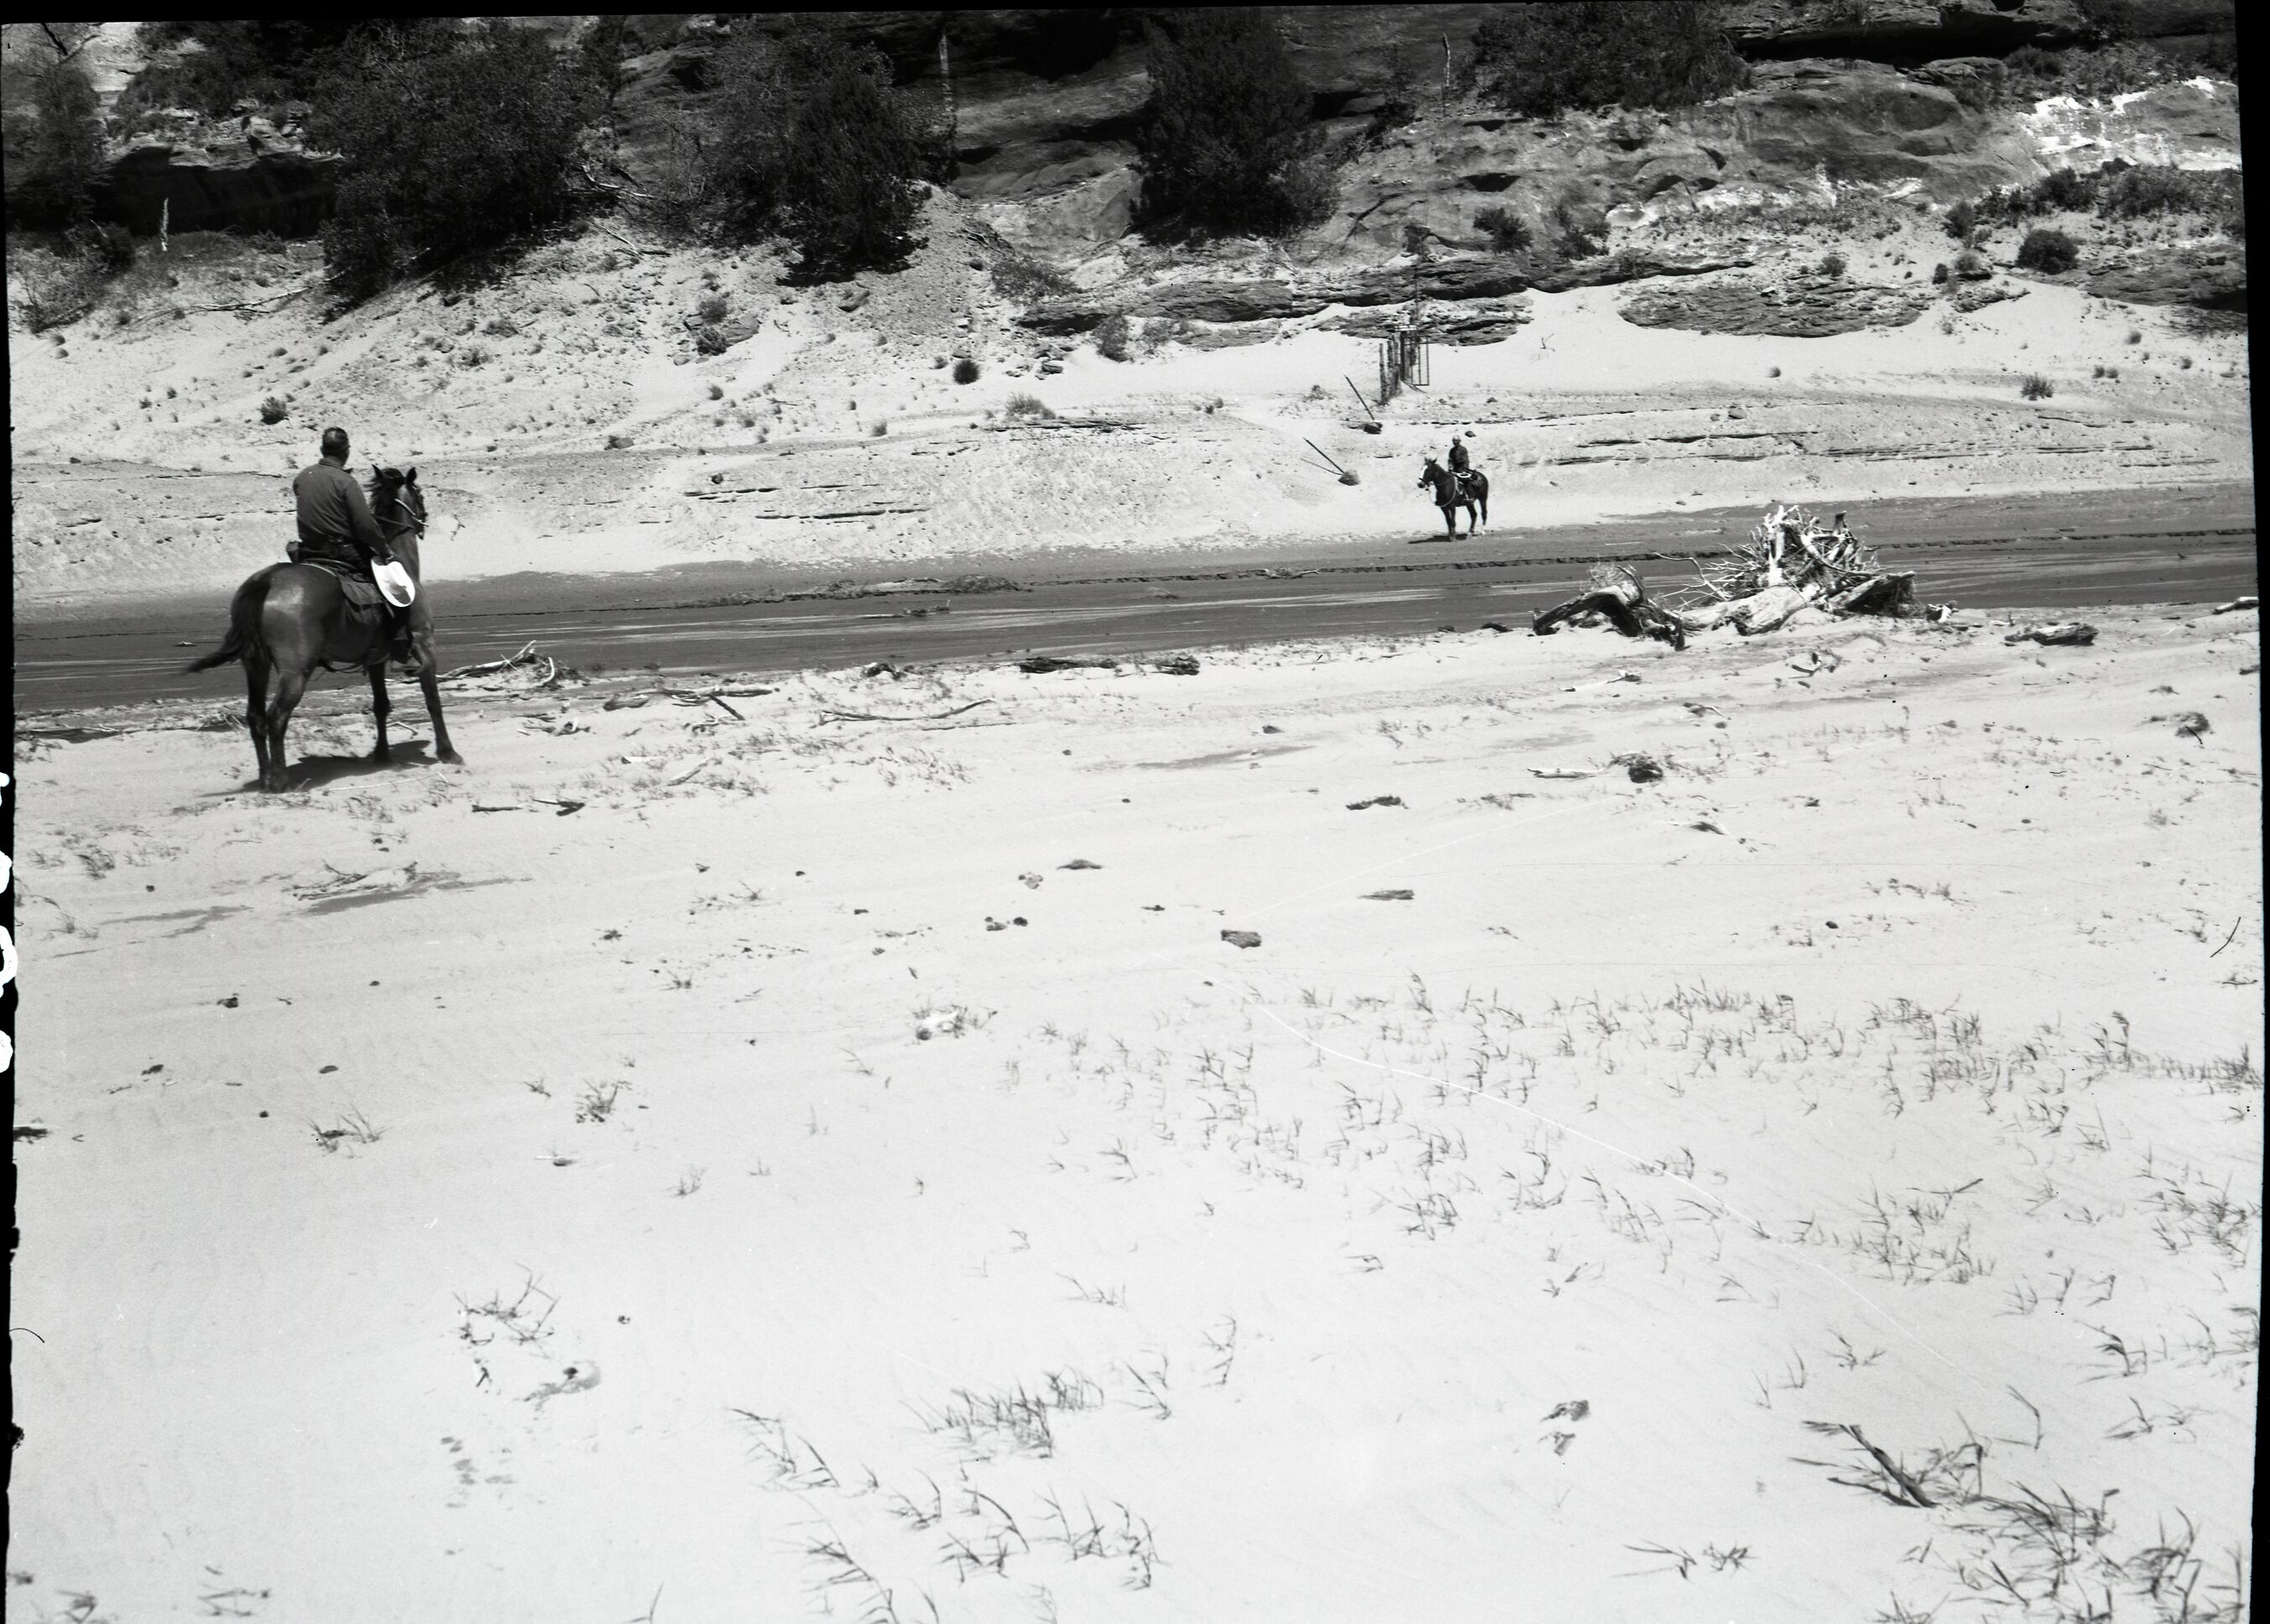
[575, 1080, 625, 1123]
[308, 1104, 385, 1153]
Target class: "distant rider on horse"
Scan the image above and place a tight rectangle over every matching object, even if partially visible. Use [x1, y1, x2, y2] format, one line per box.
[1447, 432, 1481, 499]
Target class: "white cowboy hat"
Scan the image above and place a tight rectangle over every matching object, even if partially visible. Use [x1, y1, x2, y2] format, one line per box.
[373, 559, 417, 608]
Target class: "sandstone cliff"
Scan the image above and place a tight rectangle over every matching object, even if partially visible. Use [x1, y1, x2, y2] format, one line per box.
[23, 5, 2236, 267]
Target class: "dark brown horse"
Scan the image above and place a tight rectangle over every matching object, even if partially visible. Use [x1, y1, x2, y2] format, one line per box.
[187, 467, 459, 791]
[1418, 457, 1488, 537]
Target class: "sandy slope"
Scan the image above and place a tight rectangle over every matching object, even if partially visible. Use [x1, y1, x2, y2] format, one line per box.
[9, 188, 2252, 614]
[9, 604, 2259, 1622]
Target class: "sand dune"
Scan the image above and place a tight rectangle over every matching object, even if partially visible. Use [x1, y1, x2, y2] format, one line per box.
[10, 604, 2258, 1621]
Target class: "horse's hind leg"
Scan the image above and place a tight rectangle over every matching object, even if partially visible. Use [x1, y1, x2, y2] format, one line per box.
[264, 667, 309, 792]
[368, 664, 392, 762]
[243, 657, 271, 786]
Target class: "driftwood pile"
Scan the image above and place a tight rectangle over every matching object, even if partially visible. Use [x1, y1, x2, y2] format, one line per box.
[1679, 503, 1914, 634]
[1532, 504, 1919, 645]
[1533, 563, 1688, 649]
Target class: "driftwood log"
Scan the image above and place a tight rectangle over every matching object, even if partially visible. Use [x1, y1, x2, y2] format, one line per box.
[1532, 564, 1688, 650]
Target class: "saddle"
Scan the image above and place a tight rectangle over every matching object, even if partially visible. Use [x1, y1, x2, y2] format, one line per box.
[287, 547, 411, 670]
[290, 551, 389, 621]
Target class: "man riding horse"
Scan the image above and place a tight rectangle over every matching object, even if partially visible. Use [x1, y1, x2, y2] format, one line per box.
[1446, 432, 1481, 502]
[293, 426, 409, 658]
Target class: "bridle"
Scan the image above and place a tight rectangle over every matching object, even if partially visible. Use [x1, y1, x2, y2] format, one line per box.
[373, 487, 427, 540]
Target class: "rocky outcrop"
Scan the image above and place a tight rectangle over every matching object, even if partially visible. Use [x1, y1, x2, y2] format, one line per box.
[98, 116, 341, 238]
[54, 6, 2241, 253]
[1719, 0, 2232, 60]
[1017, 253, 1747, 335]
[598, 5, 2236, 243]
[2014, 76, 2241, 173]
[1321, 297, 1529, 344]
[1719, 0, 2090, 62]
[1620, 273, 1934, 337]
[1697, 62, 2009, 190]
[2087, 246, 2246, 311]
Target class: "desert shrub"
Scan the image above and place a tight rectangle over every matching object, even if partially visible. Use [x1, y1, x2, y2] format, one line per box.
[120, 21, 415, 119]
[1094, 313, 1134, 361]
[2099, 164, 2241, 222]
[258, 395, 289, 423]
[8, 246, 97, 331]
[1944, 199, 1977, 239]
[2030, 168, 2096, 213]
[483, 314, 521, 337]
[989, 249, 1072, 304]
[696, 291, 729, 322]
[2093, 363, 2119, 379]
[1004, 392, 1056, 420]
[1820, 251, 1847, 276]
[692, 324, 729, 355]
[1550, 193, 1605, 258]
[1952, 248, 1990, 279]
[2015, 227, 2080, 273]
[1931, 261, 1950, 284]
[1469, 3, 1747, 119]
[707, 34, 931, 277]
[1135, 8, 1333, 240]
[310, 24, 600, 300]
[952, 357, 980, 384]
[1365, 47, 1421, 146]
[2019, 373, 2054, 399]
[6, 53, 107, 230]
[2006, 39, 2185, 102]
[66, 221, 138, 278]
[1474, 205, 1534, 255]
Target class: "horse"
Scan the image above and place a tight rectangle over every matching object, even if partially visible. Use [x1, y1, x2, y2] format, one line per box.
[1418, 457, 1488, 538]
[186, 466, 459, 791]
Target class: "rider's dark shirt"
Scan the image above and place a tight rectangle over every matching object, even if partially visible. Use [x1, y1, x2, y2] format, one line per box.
[293, 460, 387, 566]
[1448, 441, 1470, 473]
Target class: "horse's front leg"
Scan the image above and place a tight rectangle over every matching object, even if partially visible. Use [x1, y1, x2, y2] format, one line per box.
[368, 663, 392, 761]
[412, 632, 461, 765]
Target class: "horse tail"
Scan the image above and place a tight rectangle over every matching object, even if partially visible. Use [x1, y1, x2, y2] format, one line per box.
[184, 569, 275, 672]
